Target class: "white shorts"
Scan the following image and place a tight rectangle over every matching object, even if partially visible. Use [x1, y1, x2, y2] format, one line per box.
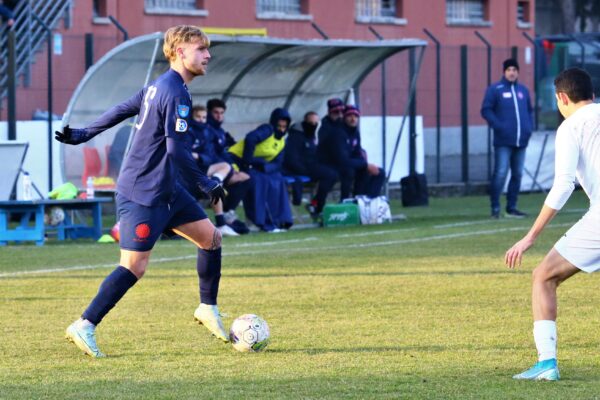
[554, 210, 600, 273]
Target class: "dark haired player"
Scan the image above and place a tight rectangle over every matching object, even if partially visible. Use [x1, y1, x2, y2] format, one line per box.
[506, 68, 599, 380]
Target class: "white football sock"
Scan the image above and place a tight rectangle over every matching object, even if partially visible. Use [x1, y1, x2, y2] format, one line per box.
[533, 320, 557, 361]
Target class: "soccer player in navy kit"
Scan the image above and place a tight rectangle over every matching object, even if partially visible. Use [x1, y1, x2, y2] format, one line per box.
[56, 25, 229, 357]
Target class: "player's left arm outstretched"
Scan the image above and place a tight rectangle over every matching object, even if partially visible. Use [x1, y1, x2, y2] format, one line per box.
[55, 90, 144, 145]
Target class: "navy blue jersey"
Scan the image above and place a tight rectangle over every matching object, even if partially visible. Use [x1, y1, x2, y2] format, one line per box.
[82, 69, 214, 206]
[317, 122, 367, 172]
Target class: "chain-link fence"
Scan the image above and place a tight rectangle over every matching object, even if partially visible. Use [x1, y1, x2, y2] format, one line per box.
[359, 43, 535, 186]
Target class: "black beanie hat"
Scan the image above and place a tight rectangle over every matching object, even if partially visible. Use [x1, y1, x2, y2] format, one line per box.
[503, 58, 519, 71]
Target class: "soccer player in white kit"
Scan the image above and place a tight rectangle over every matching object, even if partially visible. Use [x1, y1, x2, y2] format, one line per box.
[505, 67, 599, 381]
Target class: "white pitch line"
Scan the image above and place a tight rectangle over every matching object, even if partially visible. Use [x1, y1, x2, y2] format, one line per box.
[0, 223, 571, 278]
[335, 227, 417, 238]
[434, 219, 508, 229]
[231, 237, 318, 247]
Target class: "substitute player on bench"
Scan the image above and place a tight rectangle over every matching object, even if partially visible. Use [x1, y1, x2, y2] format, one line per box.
[505, 67, 599, 380]
[56, 25, 229, 357]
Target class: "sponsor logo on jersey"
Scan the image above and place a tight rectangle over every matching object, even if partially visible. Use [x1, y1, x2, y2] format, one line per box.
[177, 105, 190, 118]
[502, 92, 512, 98]
[175, 118, 188, 133]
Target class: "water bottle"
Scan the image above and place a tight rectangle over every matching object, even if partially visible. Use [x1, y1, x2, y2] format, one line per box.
[86, 176, 95, 199]
[22, 172, 32, 200]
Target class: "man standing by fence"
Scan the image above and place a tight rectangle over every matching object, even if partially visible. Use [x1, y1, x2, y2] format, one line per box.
[481, 58, 534, 219]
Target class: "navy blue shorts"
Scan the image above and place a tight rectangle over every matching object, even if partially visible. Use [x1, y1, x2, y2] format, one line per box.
[117, 189, 207, 252]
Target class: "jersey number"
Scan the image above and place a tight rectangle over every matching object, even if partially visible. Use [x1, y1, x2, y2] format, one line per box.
[135, 86, 158, 130]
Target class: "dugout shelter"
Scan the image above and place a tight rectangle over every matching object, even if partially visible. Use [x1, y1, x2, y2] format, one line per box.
[61, 33, 426, 186]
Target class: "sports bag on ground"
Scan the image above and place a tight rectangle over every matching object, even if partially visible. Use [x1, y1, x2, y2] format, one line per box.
[356, 195, 392, 224]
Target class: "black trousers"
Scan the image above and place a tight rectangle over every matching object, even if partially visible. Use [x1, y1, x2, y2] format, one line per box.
[223, 178, 251, 212]
[306, 163, 338, 213]
[285, 163, 338, 213]
[339, 167, 385, 200]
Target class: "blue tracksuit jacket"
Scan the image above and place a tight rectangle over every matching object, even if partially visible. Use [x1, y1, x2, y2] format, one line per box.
[481, 77, 534, 148]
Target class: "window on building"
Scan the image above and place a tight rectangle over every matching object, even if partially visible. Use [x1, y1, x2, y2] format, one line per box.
[93, 0, 108, 18]
[256, 0, 303, 15]
[145, 0, 207, 16]
[517, 1, 531, 26]
[355, 0, 405, 24]
[446, 0, 489, 25]
[256, 0, 312, 20]
[356, 0, 401, 18]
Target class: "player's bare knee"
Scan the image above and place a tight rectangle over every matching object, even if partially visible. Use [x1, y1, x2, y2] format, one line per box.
[208, 228, 222, 250]
[120, 250, 150, 279]
[197, 227, 221, 250]
[532, 263, 561, 286]
[126, 263, 147, 279]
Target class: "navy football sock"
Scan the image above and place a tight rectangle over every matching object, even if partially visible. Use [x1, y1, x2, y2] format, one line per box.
[82, 266, 138, 326]
[215, 214, 226, 227]
[196, 248, 222, 305]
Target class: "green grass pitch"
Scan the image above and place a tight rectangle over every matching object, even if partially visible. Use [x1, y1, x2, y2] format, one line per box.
[1, 191, 600, 399]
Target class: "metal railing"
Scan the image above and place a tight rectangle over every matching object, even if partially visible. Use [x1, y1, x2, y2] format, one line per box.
[144, 0, 200, 12]
[0, 0, 72, 103]
[256, 0, 302, 15]
[356, 0, 396, 18]
[446, 0, 485, 24]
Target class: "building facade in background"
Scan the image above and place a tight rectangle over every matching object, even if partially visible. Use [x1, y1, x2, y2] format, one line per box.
[2, 0, 534, 123]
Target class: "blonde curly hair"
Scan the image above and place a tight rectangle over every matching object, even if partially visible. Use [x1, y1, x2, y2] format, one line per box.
[163, 25, 210, 63]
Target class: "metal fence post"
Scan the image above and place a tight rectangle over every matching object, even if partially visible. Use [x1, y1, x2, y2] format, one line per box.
[460, 45, 469, 186]
[368, 26, 387, 181]
[409, 47, 417, 175]
[7, 29, 16, 141]
[475, 31, 492, 181]
[85, 33, 94, 70]
[522, 32, 539, 130]
[32, 12, 54, 191]
[423, 29, 441, 183]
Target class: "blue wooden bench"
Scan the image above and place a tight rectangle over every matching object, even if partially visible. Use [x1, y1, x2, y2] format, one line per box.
[0, 198, 112, 246]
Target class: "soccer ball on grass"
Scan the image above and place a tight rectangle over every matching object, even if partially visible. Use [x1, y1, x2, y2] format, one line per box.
[229, 314, 270, 352]
[44, 206, 65, 226]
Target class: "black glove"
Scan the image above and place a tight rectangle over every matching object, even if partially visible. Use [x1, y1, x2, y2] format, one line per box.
[54, 125, 92, 145]
[203, 181, 227, 205]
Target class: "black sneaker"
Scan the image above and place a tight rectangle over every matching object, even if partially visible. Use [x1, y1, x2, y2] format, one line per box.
[491, 209, 500, 219]
[505, 209, 528, 218]
[229, 219, 250, 234]
[304, 203, 320, 221]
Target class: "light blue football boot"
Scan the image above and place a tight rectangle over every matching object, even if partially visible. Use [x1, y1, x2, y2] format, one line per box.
[194, 304, 229, 342]
[513, 359, 559, 381]
[65, 320, 106, 358]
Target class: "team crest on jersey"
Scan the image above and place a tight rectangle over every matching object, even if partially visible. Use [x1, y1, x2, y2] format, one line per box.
[175, 118, 188, 133]
[177, 105, 190, 118]
[134, 223, 151, 242]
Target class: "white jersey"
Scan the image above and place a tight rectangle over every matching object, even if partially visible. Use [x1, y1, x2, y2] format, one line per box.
[545, 103, 600, 211]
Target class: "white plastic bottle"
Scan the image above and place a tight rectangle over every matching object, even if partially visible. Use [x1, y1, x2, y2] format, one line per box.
[86, 176, 95, 199]
[22, 172, 32, 201]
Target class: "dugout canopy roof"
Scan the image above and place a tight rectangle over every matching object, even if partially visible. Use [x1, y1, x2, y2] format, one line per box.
[62, 33, 426, 184]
